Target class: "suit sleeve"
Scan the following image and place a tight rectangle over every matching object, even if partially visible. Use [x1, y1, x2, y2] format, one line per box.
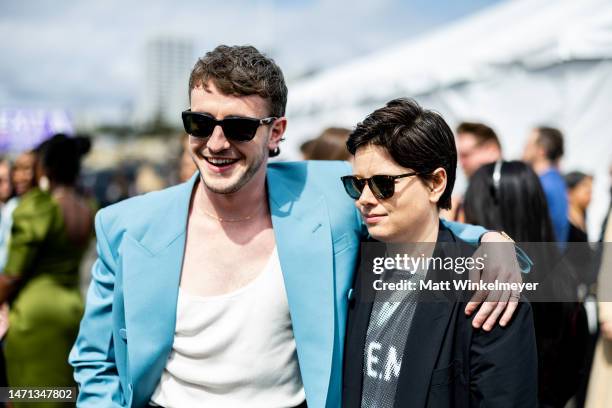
[69, 210, 126, 407]
[441, 219, 486, 244]
[442, 219, 533, 274]
[469, 301, 539, 407]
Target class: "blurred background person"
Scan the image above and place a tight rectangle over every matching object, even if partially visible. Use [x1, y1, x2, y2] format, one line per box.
[566, 171, 594, 243]
[300, 127, 351, 161]
[0, 302, 7, 407]
[0, 302, 7, 338]
[463, 160, 589, 407]
[586, 206, 612, 408]
[523, 126, 569, 243]
[179, 134, 197, 183]
[0, 157, 18, 270]
[11, 151, 38, 199]
[0, 157, 15, 403]
[600, 163, 612, 242]
[299, 139, 314, 160]
[446, 121, 502, 221]
[563, 171, 598, 338]
[103, 167, 133, 206]
[456, 122, 502, 179]
[135, 163, 167, 194]
[0, 134, 93, 403]
[0, 151, 38, 275]
[0, 158, 12, 204]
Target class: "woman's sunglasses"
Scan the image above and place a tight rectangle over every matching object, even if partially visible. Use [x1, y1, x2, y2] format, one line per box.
[182, 109, 277, 142]
[341, 172, 420, 200]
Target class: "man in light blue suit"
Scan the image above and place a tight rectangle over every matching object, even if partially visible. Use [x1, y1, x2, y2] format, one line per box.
[70, 45, 521, 407]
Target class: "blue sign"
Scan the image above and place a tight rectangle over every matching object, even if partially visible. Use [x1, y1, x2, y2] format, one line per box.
[0, 109, 74, 153]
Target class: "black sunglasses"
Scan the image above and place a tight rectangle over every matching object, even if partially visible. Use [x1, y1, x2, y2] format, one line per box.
[182, 109, 277, 142]
[341, 172, 420, 200]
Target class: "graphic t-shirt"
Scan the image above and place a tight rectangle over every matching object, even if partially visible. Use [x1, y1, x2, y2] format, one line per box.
[361, 266, 426, 408]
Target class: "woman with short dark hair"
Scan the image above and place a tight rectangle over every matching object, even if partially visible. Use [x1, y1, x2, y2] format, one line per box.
[341, 98, 537, 408]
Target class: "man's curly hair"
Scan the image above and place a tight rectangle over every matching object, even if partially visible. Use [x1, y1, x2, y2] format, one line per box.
[189, 45, 288, 117]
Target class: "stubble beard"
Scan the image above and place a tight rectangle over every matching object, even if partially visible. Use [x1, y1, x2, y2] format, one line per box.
[201, 144, 268, 195]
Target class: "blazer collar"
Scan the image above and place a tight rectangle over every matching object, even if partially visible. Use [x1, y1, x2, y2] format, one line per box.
[136, 172, 198, 255]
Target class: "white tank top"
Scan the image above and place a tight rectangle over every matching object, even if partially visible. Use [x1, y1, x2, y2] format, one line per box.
[150, 247, 305, 408]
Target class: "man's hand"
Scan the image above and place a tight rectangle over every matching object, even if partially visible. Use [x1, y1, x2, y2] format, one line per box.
[465, 231, 522, 331]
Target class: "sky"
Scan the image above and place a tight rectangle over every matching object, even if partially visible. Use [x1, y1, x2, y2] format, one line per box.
[0, 0, 503, 125]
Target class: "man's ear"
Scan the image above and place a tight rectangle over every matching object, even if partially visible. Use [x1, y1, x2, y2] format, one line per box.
[428, 167, 447, 204]
[268, 117, 287, 151]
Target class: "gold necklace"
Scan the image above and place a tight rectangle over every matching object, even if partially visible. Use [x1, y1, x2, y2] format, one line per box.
[199, 202, 264, 223]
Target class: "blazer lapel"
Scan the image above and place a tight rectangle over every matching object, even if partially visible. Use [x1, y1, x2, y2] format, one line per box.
[394, 298, 453, 407]
[394, 224, 458, 407]
[343, 250, 376, 408]
[267, 166, 335, 408]
[121, 173, 197, 407]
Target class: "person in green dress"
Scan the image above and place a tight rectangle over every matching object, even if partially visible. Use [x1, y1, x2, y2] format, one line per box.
[0, 134, 94, 407]
[0, 149, 39, 405]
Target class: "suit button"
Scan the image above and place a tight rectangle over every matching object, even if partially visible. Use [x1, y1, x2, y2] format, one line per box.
[119, 328, 127, 340]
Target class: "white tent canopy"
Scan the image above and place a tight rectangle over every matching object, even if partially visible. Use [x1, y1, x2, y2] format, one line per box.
[284, 0, 612, 239]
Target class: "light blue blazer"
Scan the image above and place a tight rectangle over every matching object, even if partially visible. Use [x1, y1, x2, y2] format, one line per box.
[69, 161, 487, 408]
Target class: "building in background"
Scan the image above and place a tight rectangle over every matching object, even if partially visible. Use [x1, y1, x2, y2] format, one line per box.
[135, 36, 194, 128]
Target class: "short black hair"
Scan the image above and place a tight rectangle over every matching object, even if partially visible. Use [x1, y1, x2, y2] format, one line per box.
[37, 134, 91, 185]
[346, 98, 456, 209]
[535, 126, 564, 162]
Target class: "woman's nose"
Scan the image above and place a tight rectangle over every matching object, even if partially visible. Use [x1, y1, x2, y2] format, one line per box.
[356, 182, 378, 207]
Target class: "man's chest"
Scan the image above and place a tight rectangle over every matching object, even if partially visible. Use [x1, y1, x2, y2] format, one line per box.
[179, 221, 277, 297]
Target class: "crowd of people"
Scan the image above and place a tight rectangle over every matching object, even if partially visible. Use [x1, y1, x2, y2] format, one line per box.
[0, 44, 610, 408]
[456, 123, 611, 408]
[0, 135, 95, 407]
